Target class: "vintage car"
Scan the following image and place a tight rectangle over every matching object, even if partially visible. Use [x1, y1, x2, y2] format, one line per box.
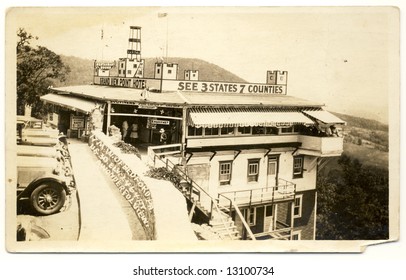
[17, 115, 59, 146]
[16, 140, 74, 215]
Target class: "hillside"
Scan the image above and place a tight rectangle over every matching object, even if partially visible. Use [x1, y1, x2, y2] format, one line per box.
[333, 112, 389, 154]
[333, 112, 388, 132]
[55, 55, 246, 87]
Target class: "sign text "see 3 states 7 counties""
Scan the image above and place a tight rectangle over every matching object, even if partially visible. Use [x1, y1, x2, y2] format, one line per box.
[176, 81, 286, 94]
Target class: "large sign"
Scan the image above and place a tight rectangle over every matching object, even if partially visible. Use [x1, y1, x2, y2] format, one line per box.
[94, 76, 287, 95]
[169, 80, 286, 95]
[89, 133, 156, 240]
[95, 76, 160, 90]
[70, 115, 85, 130]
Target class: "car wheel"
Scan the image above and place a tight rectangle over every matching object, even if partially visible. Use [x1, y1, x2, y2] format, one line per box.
[30, 183, 66, 215]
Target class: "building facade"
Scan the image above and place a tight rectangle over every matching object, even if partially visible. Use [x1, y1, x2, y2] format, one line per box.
[39, 26, 345, 240]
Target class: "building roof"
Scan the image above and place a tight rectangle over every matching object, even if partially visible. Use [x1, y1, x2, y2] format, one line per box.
[303, 110, 346, 125]
[51, 85, 187, 106]
[181, 91, 323, 108]
[50, 85, 324, 108]
[41, 93, 99, 114]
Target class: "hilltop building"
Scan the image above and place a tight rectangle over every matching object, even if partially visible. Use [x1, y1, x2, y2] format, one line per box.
[40, 26, 345, 240]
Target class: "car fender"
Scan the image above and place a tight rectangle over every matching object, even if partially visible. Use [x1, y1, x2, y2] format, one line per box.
[17, 175, 69, 200]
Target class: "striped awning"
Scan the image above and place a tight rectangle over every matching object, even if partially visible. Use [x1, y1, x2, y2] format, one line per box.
[187, 108, 315, 128]
[41, 93, 98, 114]
[303, 110, 346, 125]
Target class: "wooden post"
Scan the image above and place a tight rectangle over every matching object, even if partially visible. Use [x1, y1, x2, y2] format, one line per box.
[290, 200, 295, 240]
[189, 201, 197, 222]
[181, 107, 187, 158]
[106, 101, 111, 133]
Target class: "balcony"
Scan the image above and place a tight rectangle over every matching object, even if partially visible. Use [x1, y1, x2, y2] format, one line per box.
[218, 178, 296, 208]
[187, 134, 300, 149]
[298, 135, 343, 157]
[186, 133, 343, 157]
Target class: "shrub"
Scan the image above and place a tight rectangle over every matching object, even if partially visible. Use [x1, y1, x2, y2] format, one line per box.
[145, 167, 182, 186]
[113, 141, 141, 159]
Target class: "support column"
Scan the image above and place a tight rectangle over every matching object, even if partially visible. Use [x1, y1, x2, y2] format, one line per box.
[290, 200, 295, 240]
[181, 107, 187, 159]
[106, 101, 112, 132]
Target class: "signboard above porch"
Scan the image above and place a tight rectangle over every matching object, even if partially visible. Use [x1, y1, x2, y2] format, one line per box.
[93, 76, 287, 95]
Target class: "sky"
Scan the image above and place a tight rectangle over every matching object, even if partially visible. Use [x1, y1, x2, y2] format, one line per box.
[7, 7, 398, 123]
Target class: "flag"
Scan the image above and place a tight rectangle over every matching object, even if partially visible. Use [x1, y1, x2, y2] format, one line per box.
[158, 12, 167, 18]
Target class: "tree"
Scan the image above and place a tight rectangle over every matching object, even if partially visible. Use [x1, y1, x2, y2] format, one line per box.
[16, 28, 70, 117]
[316, 154, 389, 240]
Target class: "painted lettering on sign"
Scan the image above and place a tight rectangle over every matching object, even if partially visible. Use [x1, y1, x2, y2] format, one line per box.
[176, 81, 286, 94]
[133, 79, 146, 89]
[95, 77, 147, 89]
[70, 116, 85, 130]
[99, 77, 110, 85]
[151, 119, 170, 125]
[89, 134, 155, 240]
[94, 76, 287, 94]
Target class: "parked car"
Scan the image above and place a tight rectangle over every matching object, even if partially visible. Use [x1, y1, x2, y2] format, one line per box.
[16, 139, 74, 215]
[17, 115, 59, 146]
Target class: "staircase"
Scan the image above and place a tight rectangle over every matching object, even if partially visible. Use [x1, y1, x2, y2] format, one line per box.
[148, 149, 248, 240]
[209, 209, 241, 240]
[179, 179, 240, 240]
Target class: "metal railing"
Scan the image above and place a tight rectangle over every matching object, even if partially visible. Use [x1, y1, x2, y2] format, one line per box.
[218, 178, 296, 207]
[147, 143, 183, 165]
[217, 193, 256, 240]
[246, 221, 292, 240]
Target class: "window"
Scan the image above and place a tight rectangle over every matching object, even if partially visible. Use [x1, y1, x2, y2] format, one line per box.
[220, 126, 234, 135]
[268, 156, 279, 176]
[187, 126, 203, 136]
[204, 127, 219, 136]
[168, 69, 172, 74]
[127, 70, 131, 74]
[252, 126, 265, 135]
[118, 70, 121, 74]
[243, 208, 256, 226]
[157, 68, 160, 74]
[265, 127, 278, 135]
[281, 126, 294, 134]
[121, 63, 124, 68]
[238, 126, 251, 135]
[219, 161, 232, 185]
[248, 208, 256, 225]
[291, 230, 301, 240]
[247, 159, 260, 182]
[133, 64, 138, 68]
[265, 205, 273, 217]
[281, 125, 300, 134]
[293, 195, 303, 218]
[293, 156, 304, 178]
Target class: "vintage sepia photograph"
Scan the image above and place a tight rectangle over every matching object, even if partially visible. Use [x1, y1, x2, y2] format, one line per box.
[4, 6, 400, 253]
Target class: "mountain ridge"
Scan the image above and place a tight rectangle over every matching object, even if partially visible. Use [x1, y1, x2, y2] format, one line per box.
[56, 55, 247, 88]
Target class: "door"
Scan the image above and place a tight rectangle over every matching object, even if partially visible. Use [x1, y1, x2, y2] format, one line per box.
[267, 155, 279, 188]
[264, 204, 275, 232]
